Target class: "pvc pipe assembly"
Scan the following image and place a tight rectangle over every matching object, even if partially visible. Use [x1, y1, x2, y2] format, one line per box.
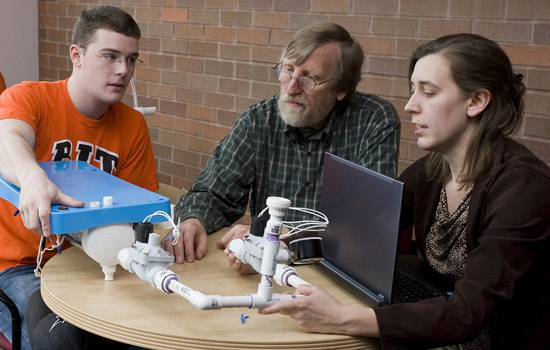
[118, 232, 305, 310]
[118, 196, 317, 310]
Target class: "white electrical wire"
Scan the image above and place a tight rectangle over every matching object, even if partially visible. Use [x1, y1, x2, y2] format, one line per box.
[144, 204, 327, 246]
[258, 206, 329, 239]
[34, 234, 65, 277]
[143, 210, 174, 226]
[143, 211, 181, 246]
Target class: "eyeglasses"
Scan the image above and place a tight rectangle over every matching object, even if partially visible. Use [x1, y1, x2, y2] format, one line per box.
[271, 63, 334, 91]
[94, 51, 143, 68]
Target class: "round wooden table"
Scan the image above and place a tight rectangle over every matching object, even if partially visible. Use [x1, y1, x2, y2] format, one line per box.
[41, 228, 380, 350]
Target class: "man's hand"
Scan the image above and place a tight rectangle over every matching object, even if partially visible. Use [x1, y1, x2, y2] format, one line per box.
[223, 246, 258, 275]
[216, 224, 258, 274]
[0, 118, 84, 237]
[18, 172, 84, 237]
[161, 218, 207, 264]
[216, 224, 250, 249]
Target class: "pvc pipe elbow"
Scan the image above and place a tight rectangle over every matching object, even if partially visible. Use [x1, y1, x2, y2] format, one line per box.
[189, 291, 221, 310]
[117, 248, 131, 272]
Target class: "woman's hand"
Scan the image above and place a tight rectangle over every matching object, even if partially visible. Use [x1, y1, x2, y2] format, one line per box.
[259, 284, 380, 337]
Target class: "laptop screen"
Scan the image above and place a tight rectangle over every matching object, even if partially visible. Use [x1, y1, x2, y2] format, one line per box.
[318, 153, 404, 305]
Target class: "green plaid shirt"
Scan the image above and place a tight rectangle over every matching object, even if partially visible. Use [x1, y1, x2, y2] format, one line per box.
[175, 92, 401, 233]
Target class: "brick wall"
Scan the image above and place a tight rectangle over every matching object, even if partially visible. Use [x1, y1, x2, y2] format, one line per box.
[38, 0, 550, 190]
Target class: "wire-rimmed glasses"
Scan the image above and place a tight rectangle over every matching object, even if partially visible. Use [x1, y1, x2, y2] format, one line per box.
[94, 51, 144, 68]
[271, 63, 334, 91]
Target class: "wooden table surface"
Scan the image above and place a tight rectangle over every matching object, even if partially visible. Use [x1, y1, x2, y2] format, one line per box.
[41, 228, 380, 350]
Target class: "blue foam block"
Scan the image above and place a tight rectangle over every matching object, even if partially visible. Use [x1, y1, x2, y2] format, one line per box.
[0, 161, 170, 234]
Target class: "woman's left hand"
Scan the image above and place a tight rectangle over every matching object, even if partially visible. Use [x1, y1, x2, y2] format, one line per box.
[259, 284, 380, 337]
[259, 285, 346, 333]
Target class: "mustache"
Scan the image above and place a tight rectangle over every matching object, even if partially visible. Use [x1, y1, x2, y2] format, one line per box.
[280, 94, 307, 104]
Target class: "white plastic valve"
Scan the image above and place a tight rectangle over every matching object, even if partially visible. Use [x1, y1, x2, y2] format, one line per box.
[118, 232, 174, 287]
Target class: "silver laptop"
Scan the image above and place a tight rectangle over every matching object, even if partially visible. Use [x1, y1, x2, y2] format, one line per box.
[318, 153, 453, 306]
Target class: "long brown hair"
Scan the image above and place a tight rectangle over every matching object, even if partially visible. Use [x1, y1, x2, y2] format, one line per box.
[409, 33, 525, 186]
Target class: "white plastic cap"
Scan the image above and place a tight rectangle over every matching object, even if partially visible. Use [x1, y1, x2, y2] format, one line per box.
[266, 197, 291, 209]
[103, 196, 114, 206]
[266, 197, 291, 219]
[101, 265, 116, 281]
[147, 232, 160, 247]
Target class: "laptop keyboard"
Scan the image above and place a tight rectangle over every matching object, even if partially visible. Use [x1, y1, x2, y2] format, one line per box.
[393, 269, 441, 303]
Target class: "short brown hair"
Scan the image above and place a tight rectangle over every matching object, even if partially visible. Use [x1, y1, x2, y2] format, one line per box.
[71, 6, 141, 49]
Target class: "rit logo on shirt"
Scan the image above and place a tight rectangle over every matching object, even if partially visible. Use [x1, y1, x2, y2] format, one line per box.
[51, 140, 119, 174]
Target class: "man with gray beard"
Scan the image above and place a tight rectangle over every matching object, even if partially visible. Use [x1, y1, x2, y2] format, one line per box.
[162, 22, 400, 265]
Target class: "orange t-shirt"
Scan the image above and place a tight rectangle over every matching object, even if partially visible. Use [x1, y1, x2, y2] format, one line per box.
[0, 79, 159, 271]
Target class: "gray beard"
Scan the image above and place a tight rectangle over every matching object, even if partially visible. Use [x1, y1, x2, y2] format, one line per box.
[278, 94, 334, 128]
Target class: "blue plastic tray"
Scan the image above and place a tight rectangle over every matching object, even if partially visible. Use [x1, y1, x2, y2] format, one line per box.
[0, 161, 170, 234]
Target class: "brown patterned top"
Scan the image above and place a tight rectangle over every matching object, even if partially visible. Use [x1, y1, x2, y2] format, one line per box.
[426, 187, 490, 350]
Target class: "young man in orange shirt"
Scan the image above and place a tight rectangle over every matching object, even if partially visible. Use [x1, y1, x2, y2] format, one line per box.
[0, 6, 158, 349]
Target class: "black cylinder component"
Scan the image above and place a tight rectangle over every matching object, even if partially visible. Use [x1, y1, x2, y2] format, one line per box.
[136, 222, 154, 243]
[289, 237, 324, 264]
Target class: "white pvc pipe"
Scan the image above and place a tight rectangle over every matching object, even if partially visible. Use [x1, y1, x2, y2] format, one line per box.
[164, 276, 301, 310]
